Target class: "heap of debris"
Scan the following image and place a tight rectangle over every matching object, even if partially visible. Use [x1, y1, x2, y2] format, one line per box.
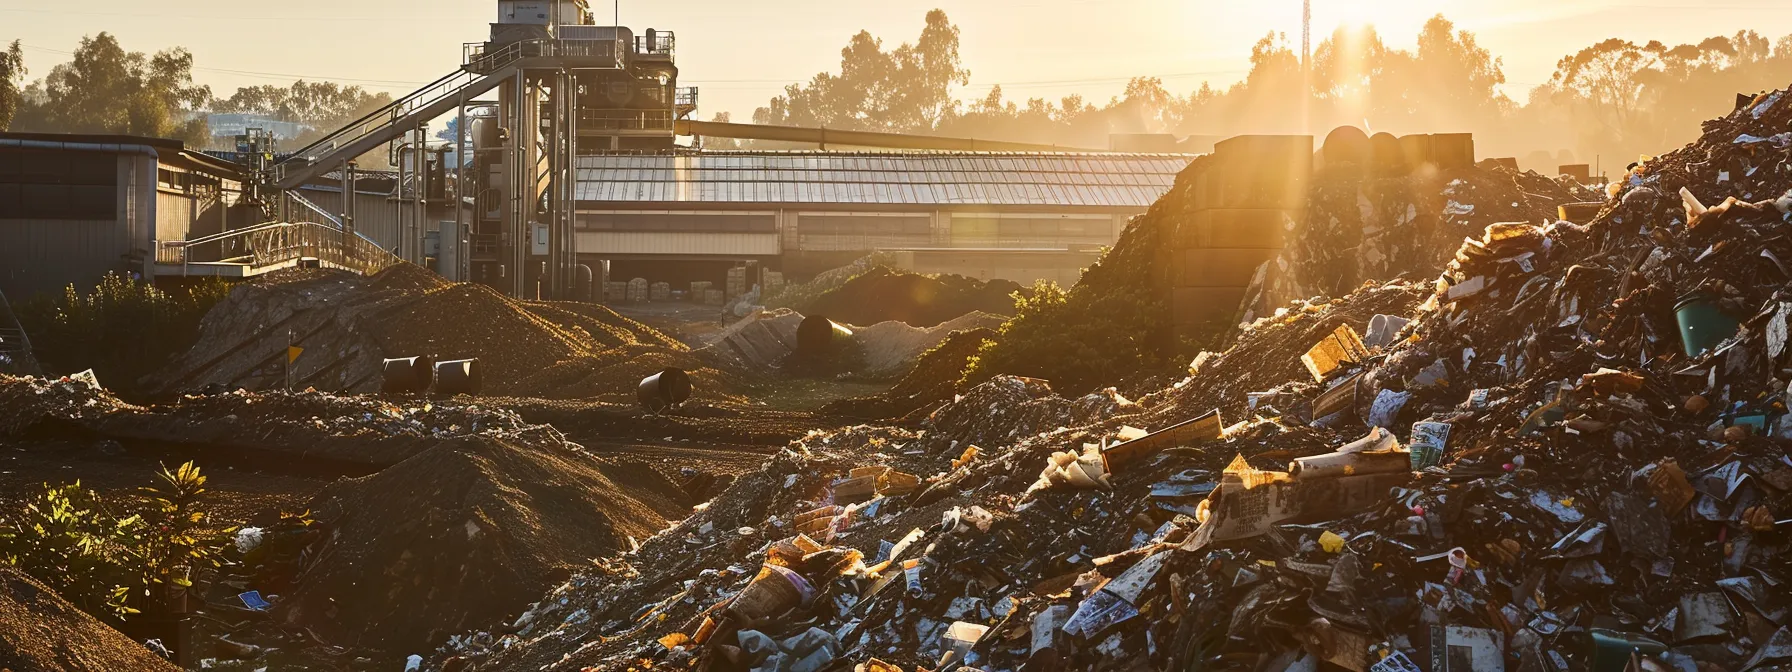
[1258, 162, 1601, 318]
[152, 265, 734, 402]
[0, 371, 135, 437]
[424, 87, 1792, 672]
[0, 568, 181, 672]
[0, 378, 540, 470]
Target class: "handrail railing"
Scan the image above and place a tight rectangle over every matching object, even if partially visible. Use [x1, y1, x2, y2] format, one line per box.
[283, 190, 342, 228]
[463, 37, 627, 75]
[157, 221, 403, 277]
[0, 288, 39, 375]
[278, 69, 478, 175]
[579, 108, 675, 131]
[635, 32, 675, 57]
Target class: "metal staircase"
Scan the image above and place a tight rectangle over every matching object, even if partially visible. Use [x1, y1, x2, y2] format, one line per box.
[272, 63, 524, 190]
[0, 289, 40, 375]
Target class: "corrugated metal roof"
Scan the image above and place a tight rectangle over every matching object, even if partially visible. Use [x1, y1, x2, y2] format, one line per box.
[574, 151, 1196, 207]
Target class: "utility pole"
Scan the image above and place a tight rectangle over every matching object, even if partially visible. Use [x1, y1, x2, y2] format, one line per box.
[1302, 0, 1312, 133]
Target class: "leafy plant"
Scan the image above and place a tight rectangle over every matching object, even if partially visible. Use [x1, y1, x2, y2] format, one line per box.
[0, 461, 232, 623]
[136, 461, 235, 595]
[0, 481, 143, 618]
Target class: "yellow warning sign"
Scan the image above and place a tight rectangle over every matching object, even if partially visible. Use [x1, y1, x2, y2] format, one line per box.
[287, 346, 304, 364]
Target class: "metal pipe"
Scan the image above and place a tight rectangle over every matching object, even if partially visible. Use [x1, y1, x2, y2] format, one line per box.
[394, 139, 406, 259]
[415, 123, 427, 266]
[456, 93, 467, 282]
[672, 119, 1108, 153]
[547, 69, 564, 299]
[564, 73, 578, 298]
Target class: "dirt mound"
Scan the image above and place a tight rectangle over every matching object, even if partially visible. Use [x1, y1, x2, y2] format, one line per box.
[364, 263, 450, 294]
[851, 311, 1007, 376]
[801, 267, 1024, 328]
[0, 568, 180, 672]
[821, 327, 996, 421]
[151, 265, 734, 401]
[277, 433, 686, 654]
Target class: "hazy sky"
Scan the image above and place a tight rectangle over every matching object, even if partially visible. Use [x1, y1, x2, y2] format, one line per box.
[7, 0, 1792, 122]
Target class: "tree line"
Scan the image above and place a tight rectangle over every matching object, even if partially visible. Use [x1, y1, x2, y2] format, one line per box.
[0, 33, 392, 156]
[743, 11, 1792, 171]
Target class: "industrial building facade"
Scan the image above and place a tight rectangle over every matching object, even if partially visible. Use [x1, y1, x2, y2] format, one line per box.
[570, 150, 1197, 286]
[0, 133, 250, 301]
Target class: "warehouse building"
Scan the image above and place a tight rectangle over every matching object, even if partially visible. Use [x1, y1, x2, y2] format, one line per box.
[0, 132, 250, 301]
[571, 150, 1197, 286]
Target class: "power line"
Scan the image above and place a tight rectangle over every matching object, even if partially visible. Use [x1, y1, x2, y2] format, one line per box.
[0, 7, 464, 23]
[18, 43, 429, 88]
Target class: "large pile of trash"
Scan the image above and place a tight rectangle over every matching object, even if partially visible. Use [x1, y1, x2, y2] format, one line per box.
[1258, 163, 1601, 313]
[424, 88, 1792, 672]
[0, 568, 181, 672]
[800, 267, 1025, 329]
[151, 265, 735, 402]
[273, 433, 688, 655]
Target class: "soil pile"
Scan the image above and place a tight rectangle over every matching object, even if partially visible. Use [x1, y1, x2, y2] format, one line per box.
[821, 327, 997, 421]
[0, 568, 181, 672]
[151, 265, 736, 402]
[277, 433, 687, 655]
[705, 309, 1003, 378]
[801, 267, 1023, 328]
[763, 252, 895, 310]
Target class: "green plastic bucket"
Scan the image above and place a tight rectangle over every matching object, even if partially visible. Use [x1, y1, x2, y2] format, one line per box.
[1675, 292, 1739, 357]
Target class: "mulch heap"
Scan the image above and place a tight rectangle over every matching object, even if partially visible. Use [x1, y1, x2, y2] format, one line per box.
[799, 267, 1025, 329]
[151, 264, 740, 403]
[276, 432, 691, 656]
[427, 87, 1792, 672]
[0, 568, 181, 672]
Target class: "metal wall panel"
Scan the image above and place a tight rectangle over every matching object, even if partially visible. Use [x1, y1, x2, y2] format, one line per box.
[575, 231, 779, 256]
[294, 188, 408, 252]
[0, 219, 129, 300]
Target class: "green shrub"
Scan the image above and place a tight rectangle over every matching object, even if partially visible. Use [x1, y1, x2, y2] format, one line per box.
[0, 461, 234, 623]
[16, 273, 232, 397]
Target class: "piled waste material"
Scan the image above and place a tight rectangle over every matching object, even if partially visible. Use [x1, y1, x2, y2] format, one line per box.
[0, 375, 538, 470]
[0, 568, 181, 672]
[0, 372, 135, 437]
[822, 328, 998, 422]
[276, 433, 688, 655]
[152, 265, 731, 401]
[429, 89, 1792, 672]
[1258, 163, 1600, 312]
[801, 267, 1025, 329]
